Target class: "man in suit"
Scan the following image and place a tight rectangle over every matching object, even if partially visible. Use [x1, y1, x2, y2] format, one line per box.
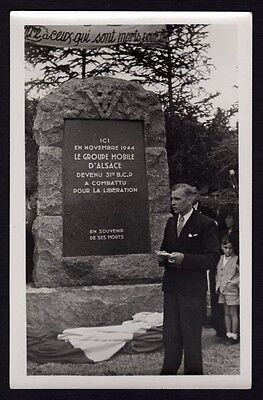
[158, 183, 220, 375]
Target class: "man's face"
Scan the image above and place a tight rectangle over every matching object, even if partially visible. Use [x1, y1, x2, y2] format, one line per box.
[171, 188, 193, 215]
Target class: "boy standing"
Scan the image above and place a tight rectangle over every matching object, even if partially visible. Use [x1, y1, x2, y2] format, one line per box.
[216, 238, 239, 344]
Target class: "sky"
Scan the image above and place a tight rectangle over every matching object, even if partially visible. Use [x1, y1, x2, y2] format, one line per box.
[25, 24, 238, 123]
[205, 24, 238, 112]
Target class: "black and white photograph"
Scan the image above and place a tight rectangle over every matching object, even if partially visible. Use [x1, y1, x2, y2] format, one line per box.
[10, 11, 252, 389]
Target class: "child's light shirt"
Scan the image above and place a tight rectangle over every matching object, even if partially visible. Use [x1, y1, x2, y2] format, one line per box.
[216, 254, 239, 293]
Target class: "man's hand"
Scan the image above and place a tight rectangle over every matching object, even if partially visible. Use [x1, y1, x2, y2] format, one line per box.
[155, 250, 170, 263]
[168, 252, 184, 265]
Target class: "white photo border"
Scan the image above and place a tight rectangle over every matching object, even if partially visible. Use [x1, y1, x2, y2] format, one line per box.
[10, 10, 252, 389]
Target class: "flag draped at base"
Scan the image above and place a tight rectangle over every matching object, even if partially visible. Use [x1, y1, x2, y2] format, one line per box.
[27, 312, 163, 364]
[25, 25, 168, 49]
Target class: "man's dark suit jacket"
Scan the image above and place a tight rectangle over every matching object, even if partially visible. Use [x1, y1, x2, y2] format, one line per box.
[161, 210, 220, 296]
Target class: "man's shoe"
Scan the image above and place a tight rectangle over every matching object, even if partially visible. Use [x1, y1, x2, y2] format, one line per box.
[217, 335, 227, 344]
[160, 370, 177, 375]
[216, 330, 226, 338]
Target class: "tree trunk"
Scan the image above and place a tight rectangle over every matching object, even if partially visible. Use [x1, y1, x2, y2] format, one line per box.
[81, 50, 86, 79]
[166, 25, 173, 114]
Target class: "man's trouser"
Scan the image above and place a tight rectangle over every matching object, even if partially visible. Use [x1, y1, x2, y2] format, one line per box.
[162, 290, 203, 375]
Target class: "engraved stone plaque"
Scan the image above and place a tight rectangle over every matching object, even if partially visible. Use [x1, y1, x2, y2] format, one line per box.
[63, 119, 151, 256]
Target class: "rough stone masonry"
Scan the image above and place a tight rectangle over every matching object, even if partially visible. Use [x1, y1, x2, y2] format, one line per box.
[28, 77, 170, 329]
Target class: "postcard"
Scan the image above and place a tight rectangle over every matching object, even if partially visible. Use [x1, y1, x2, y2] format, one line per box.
[10, 11, 252, 389]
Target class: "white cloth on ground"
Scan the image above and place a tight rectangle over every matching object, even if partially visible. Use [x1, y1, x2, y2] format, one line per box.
[131, 311, 163, 327]
[57, 312, 163, 362]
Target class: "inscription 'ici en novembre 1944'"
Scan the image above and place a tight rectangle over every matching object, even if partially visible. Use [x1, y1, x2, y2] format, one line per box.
[73, 140, 137, 194]
[63, 119, 151, 257]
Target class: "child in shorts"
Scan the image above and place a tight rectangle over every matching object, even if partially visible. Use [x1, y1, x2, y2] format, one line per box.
[216, 237, 239, 344]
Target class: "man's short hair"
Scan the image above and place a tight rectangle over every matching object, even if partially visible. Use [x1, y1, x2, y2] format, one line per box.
[171, 183, 198, 198]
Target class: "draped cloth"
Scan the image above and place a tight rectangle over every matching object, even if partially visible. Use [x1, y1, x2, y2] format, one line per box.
[27, 312, 163, 364]
[27, 330, 90, 363]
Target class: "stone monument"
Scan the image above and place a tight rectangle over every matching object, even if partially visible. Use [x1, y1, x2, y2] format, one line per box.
[27, 77, 170, 330]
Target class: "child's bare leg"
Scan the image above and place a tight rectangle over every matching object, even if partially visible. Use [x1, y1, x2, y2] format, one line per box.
[224, 304, 231, 333]
[229, 305, 239, 334]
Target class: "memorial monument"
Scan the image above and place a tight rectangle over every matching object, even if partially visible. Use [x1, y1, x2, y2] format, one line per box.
[27, 77, 170, 330]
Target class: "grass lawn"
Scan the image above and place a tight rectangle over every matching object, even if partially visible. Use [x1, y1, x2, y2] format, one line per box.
[27, 329, 240, 376]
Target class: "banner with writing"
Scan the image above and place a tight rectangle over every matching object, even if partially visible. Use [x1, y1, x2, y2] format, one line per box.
[25, 25, 167, 48]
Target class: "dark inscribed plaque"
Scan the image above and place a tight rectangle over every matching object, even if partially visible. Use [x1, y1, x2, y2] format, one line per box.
[63, 119, 151, 256]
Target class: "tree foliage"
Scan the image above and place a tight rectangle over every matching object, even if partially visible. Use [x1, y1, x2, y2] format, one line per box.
[166, 113, 213, 188]
[25, 43, 105, 91]
[166, 106, 238, 191]
[206, 108, 238, 187]
[110, 25, 218, 119]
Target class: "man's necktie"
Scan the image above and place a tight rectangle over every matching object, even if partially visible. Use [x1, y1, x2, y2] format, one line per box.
[177, 215, 185, 237]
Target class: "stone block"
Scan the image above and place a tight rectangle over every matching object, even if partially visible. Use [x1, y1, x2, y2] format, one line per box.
[27, 284, 163, 332]
[62, 253, 164, 287]
[32, 77, 170, 290]
[33, 77, 165, 148]
[150, 213, 171, 250]
[146, 147, 171, 213]
[32, 213, 169, 288]
[33, 250, 164, 288]
[38, 146, 62, 215]
[32, 216, 63, 287]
